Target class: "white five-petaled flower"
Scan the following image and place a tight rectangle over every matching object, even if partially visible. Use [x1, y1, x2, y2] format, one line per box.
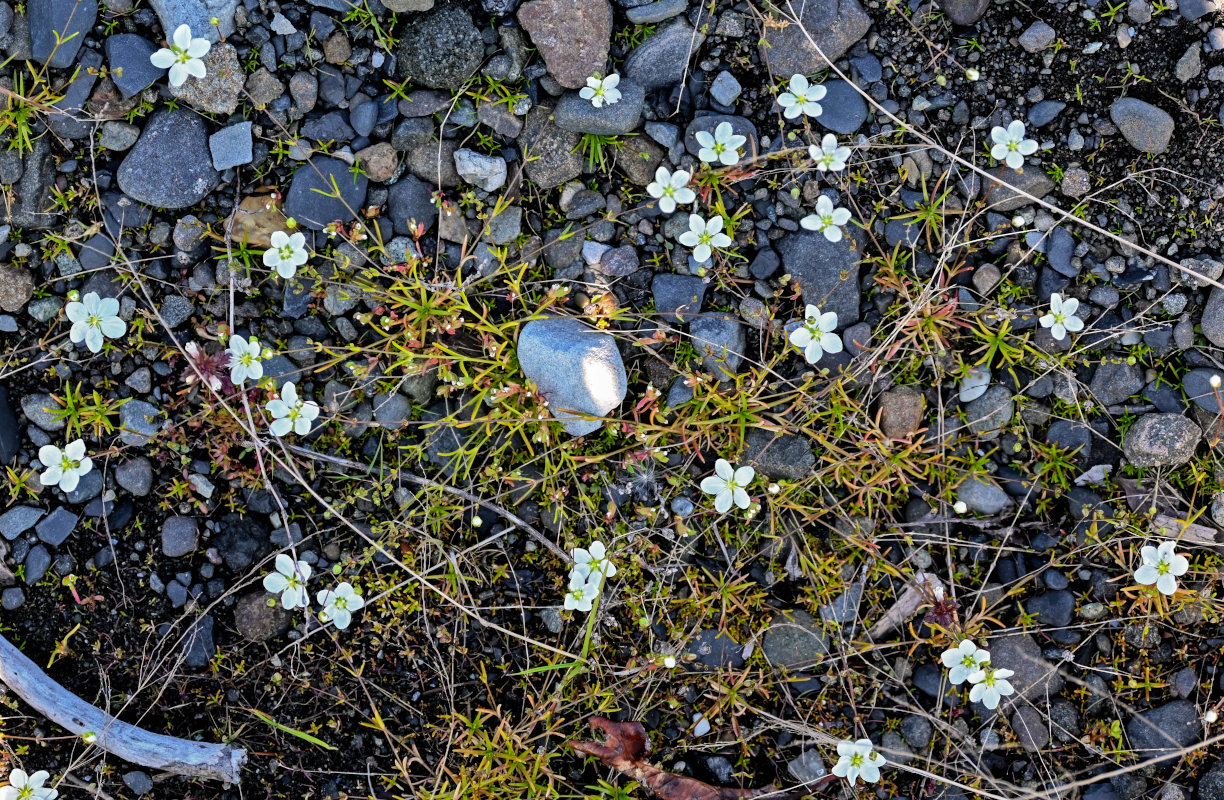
[695, 121, 746, 166]
[677, 213, 732, 264]
[777, 74, 827, 120]
[646, 167, 696, 213]
[1038, 293, 1084, 341]
[967, 666, 1015, 709]
[573, 540, 617, 579]
[263, 553, 312, 609]
[990, 120, 1038, 170]
[226, 334, 265, 385]
[266, 381, 321, 436]
[149, 24, 211, 88]
[699, 458, 755, 513]
[578, 73, 622, 108]
[66, 291, 126, 353]
[563, 568, 602, 612]
[788, 304, 842, 364]
[810, 133, 852, 172]
[832, 739, 885, 785]
[0, 769, 58, 800]
[316, 581, 366, 629]
[940, 639, 991, 685]
[38, 439, 93, 493]
[263, 230, 309, 279]
[1134, 540, 1189, 596]
[800, 195, 852, 242]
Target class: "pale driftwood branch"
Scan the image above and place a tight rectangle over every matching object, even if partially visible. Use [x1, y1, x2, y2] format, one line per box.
[867, 572, 945, 641]
[0, 633, 246, 783]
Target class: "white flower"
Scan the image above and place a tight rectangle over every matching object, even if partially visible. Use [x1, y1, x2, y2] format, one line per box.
[788, 304, 842, 364]
[1038, 293, 1085, 341]
[149, 24, 210, 88]
[967, 666, 1015, 709]
[699, 458, 754, 513]
[226, 334, 265, 386]
[563, 569, 601, 612]
[573, 540, 617, 579]
[832, 739, 885, 785]
[954, 500, 968, 514]
[695, 121, 746, 166]
[0, 769, 58, 800]
[266, 381, 321, 436]
[940, 640, 991, 685]
[66, 291, 126, 353]
[1134, 540, 1189, 596]
[965, 67, 980, 81]
[263, 230, 309, 279]
[263, 553, 311, 609]
[316, 581, 366, 629]
[809, 133, 851, 172]
[990, 120, 1038, 170]
[38, 439, 93, 492]
[677, 213, 732, 264]
[777, 74, 826, 120]
[578, 73, 622, 108]
[646, 167, 696, 213]
[800, 195, 852, 242]
[663, 655, 677, 668]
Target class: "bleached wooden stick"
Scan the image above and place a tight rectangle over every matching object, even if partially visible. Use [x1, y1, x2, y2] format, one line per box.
[0, 633, 246, 783]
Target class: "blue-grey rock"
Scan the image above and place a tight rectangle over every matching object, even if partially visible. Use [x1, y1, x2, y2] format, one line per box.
[758, 0, 869, 76]
[1, 587, 24, 610]
[518, 317, 627, 436]
[21, 392, 64, 432]
[24, 544, 51, 584]
[690, 314, 745, 382]
[119, 399, 162, 446]
[818, 80, 867, 134]
[520, 105, 582, 189]
[387, 174, 437, 235]
[29, 0, 96, 68]
[63, 469, 102, 503]
[36, 507, 76, 546]
[686, 628, 745, 668]
[47, 49, 101, 138]
[1178, 0, 1216, 19]
[115, 456, 153, 496]
[284, 155, 368, 230]
[122, 772, 154, 796]
[851, 54, 882, 82]
[0, 506, 42, 540]
[775, 228, 863, 329]
[1183, 368, 1224, 412]
[1110, 98, 1174, 155]
[652, 273, 705, 320]
[350, 100, 378, 137]
[209, 122, 252, 170]
[957, 476, 1012, 514]
[301, 111, 354, 143]
[553, 79, 645, 135]
[148, 0, 237, 42]
[1027, 590, 1074, 626]
[940, 0, 989, 24]
[964, 384, 1012, 440]
[624, 17, 705, 90]
[162, 515, 197, 557]
[1029, 100, 1066, 128]
[1019, 20, 1056, 52]
[626, 0, 684, 22]
[395, 4, 483, 89]
[106, 35, 165, 98]
[1046, 226, 1076, 276]
[1122, 413, 1199, 467]
[182, 614, 215, 668]
[1090, 359, 1143, 406]
[709, 70, 742, 106]
[762, 610, 829, 668]
[118, 110, 218, 210]
[0, 385, 17, 465]
[453, 148, 507, 191]
[742, 428, 814, 480]
[1126, 700, 1199, 762]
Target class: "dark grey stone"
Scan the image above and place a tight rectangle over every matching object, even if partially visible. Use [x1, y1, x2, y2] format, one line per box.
[759, 0, 869, 76]
[741, 428, 814, 480]
[182, 614, 215, 669]
[1121, 413, 1199, 468]
[47, 49, 101, 139]
[1110, 98, 1175, 155]
[0, 505, 42, 540]
[118, 110, 219, 210]
[776, 228, 863, 328]
[284, 155, 368, 230]
[690, 314, 745, 382]
[209, 122, 253, 171]
[1183, 368, 1224, 412]
[817, 80, 867, 134]
[626, 0, 685, 23]
[35, 507, 76, 546]
[1027, 590, 1074, 627]
[349, 100, 378, 137]
[24, 544, 51, 584]
[0, 386, 19, 466]
[520, 105, 582, 189]
[956, 476, 1012, 514]
[148, 0, 237, 42]
[553, 80, 645, 135]
[1028, 100, 1066, 128]
[624, 17, 705, 90]
[1090, 360, 1143, 406]
[63, 470, 102, 503]
[122, 772, 154, 795]
[964, 384, 1013, 440]
[762, 610, 829, 668]
[395, 4, 483, 89]
[900, 715, 933, 749]
[1046, 226, 1076, 276]
[29, 0, 96, 68]
[115, 457, 153, 496]
[685, 628, 745, 668]
[1125, 700, 1199, 762]
[653, 273, 705, 320]
[387, 174, 437, 235]
[162, 515, 198, 557]
[119, 400, 161, 445]
[1, 587, 24, 609]
[989, 634, 1065, 701]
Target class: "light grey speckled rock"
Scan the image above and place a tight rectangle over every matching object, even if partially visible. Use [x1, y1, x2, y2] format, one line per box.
[518, 317, 626, 435]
